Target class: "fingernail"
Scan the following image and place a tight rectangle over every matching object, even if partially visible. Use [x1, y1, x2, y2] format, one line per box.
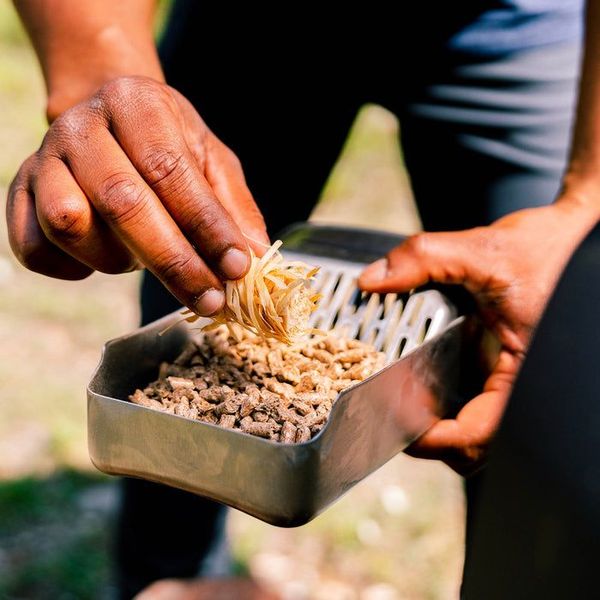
[220, 248, 248, 280]
[195, 289, 225, 316]
[245, 229, 271, 257]
[251, 228, 271, 246]
[360, 258, 388, 284]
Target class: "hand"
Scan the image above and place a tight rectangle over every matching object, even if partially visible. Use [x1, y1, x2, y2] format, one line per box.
[359, 200, 598, 474]
[6, 76, 268, 316]
[135, 577, 280, 600]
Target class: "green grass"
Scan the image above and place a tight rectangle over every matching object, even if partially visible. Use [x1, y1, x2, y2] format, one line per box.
[0, 470, 114, 600]
[0, 471, 98, 530]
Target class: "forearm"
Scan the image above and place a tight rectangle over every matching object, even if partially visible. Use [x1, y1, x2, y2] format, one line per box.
[562, 0, 600, 210]
[14, 0, 164, 120]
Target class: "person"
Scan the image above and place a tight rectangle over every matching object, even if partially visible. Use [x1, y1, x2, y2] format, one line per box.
[7, 0, 600, 597]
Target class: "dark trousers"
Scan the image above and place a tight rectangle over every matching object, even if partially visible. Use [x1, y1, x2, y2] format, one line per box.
[461, 224, 600, 599]
[116, 3, 581, 596]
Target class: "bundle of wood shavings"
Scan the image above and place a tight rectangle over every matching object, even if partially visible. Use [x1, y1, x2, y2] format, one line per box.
[181, 240, 320, 344]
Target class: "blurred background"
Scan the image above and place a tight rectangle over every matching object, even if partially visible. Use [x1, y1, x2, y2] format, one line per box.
[0, 1, 464, 598]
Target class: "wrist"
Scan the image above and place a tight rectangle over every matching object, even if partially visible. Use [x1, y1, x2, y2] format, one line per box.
[45, 27, 164, 121]
[560, 160, 600, 207]
[558, 168, 600, 224]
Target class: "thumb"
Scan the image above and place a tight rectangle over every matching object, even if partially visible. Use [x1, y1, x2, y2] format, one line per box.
[358, 229, 489, 293]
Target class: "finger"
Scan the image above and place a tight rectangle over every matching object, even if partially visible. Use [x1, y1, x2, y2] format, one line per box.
[407, 351, 516, 459]
[174, 92, 270, 252]
[405, 394, 496, 460]
[404, 390, 504, 475]
[6, 159, 93, 280]
[102, 80, 252, 279]
[33, 156, 138, 274]
[358, 229, 491, 293]
[60, 123, 225, 316]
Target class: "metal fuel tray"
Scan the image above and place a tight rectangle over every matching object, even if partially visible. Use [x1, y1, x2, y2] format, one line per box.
[88, 224, 467, 526]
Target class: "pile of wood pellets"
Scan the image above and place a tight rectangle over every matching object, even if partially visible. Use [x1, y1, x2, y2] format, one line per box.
[130, 326, 385, 443]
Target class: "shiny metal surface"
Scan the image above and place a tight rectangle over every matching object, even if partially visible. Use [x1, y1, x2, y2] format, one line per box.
[88, 313, 465, 526]
[283, 223, 457, 362]
[303, 256, 455, 362]
[88, 223, 468, 526]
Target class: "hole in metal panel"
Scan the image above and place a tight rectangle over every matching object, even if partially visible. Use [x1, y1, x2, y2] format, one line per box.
[330, 310, 341, 329]
[397, 337, 408, 359]
[330, 273, 343, 296]
[422, 317, 432, 342]
[351, 288, 366, 309]
[300, 261, 454, 358]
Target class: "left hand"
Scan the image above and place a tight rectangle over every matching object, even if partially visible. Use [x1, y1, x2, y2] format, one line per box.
[358, 199, 598, 475]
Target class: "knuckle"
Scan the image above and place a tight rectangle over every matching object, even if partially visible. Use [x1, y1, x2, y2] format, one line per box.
[51, 108, 87, 138]
[20, 153, 39, 175]
[45, 106, 98, 150]
[86, 93, 109, 120]
[229, 152, 243, 171]
[141, 145, 187, 188]
[100, 76, 137, 106]
[404, 233, 430, 257]
[41, 198, 87, 244]
[98, 173, 149, 226]
[8, 162, 33, 202]
[155, 250, 198, 289]
[221, 146, 243, 171]
[186, 201, 222, 238]
[99, 76, 164, 113]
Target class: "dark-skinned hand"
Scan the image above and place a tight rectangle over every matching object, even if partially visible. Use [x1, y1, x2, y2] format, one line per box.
[6, 76, 268, 316]
[359, 199, 598, 474]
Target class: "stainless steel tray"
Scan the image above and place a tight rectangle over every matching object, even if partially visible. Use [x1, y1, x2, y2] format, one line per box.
[88, 224, 468, 526]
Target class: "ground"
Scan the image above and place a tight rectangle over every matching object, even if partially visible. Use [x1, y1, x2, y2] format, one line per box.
[0, 3, 465, 598]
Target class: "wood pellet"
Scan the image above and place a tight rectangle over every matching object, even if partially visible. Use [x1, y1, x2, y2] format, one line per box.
[130, 327, 385, 443]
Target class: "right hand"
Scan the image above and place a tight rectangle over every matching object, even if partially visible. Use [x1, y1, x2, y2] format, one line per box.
[6, 76, 269, 316]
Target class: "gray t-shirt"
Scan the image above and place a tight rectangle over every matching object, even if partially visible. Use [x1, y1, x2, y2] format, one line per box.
[448, 0, 584, 55]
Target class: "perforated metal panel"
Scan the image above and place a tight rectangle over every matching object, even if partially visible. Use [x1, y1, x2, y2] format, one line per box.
[284, 252, 456, 363]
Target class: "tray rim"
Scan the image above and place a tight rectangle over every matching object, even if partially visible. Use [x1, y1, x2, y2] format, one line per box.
[87, 310, 466, 449]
